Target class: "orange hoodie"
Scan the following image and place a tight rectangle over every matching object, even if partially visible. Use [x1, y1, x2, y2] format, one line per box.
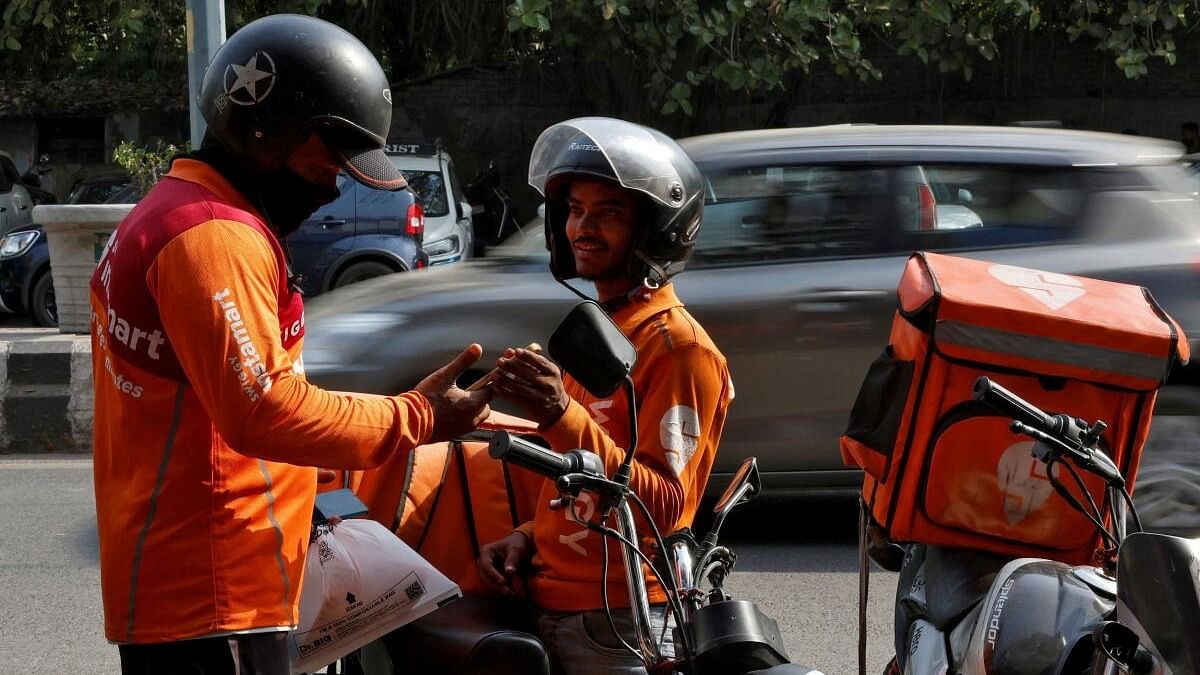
[90, 159, 433, 644]
[517, 284, 733, 611]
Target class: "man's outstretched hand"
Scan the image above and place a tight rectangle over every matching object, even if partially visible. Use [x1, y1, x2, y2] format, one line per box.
[416, 344, 493, 443]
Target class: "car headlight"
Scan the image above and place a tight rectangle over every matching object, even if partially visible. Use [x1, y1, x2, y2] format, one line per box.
[0, 231, 39, 259]
[425, 235, 460, 257]
[303, 312, 409, 370]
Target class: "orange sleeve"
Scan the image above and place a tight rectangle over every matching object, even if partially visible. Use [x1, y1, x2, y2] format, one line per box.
[145, 219, 433, 469]
[540, 343, 729, 529]
[514, 520, 536, 542]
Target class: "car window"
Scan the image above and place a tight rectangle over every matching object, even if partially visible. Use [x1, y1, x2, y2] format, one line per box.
[896, 164, 1082, 249]
[75, 180, 129, 204]
[400, 169, 449, 217]
[693, 164, 890, 266]
[103, 183, 146, 204]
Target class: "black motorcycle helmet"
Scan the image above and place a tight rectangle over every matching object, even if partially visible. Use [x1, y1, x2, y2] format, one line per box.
[199, 14, 406, 190]
[528, 117, 704, 286]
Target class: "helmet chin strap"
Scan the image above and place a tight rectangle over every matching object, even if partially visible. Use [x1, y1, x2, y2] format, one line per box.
[554, 276, 594, 303]
[634, 250, 667, 289]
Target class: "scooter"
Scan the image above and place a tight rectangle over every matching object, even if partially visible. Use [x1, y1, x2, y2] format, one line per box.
[21, 154, 57, 205]
[464, 160, 521, 254]
[886, 377, 1199, 675]
[342, 300, 824, 675]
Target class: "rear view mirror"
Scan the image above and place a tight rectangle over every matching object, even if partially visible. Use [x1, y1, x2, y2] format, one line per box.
[713, 457, 761, 516]
[549, 301, 636, 398]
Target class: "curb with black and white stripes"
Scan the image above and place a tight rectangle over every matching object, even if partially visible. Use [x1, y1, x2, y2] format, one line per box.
[0, 337, 92, 453]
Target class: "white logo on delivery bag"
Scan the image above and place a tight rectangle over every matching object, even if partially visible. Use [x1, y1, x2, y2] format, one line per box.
[997, 441, 1058, 525]
[988, 264, 1085, 311]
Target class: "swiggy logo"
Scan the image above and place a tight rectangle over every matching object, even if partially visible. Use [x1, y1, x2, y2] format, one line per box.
[988, 264, 1085, 311]
[996, 441, 1057, 524]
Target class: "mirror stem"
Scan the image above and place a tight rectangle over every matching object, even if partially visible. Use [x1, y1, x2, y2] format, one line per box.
[614, 376, 638, 488]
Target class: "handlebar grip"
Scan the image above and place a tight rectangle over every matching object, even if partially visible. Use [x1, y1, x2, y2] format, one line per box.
[973, 376, 1057, 434]
[489, 431, 574, 478]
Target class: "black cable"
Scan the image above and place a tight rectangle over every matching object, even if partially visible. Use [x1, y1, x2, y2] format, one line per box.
[627, 488, 695, 660]
[595, 509, 647, 661]
[581, 517, 689, 662]
[1121, 486, 1144, 534]
[1063, 459, 1109, 533]
[1049, 461, 1118, 548]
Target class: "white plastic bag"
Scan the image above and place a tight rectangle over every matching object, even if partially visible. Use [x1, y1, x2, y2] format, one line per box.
[289, 518, 461, 673]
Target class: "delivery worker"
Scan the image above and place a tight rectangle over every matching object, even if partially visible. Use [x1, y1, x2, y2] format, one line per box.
[478, 117, 734, 674]
[90, 14, 492, 675]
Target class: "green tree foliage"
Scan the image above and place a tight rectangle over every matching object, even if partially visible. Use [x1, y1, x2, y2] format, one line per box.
[505, 0, 1200, 115]
[1, 1, 1196, 116]
[112, 139, 188, 194]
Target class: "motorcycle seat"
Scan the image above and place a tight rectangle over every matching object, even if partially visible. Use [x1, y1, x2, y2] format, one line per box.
[382, 595, 551, 675]
[921, 545, 1010, 630]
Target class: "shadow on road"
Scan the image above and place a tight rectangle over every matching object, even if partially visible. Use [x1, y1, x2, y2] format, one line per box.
[709, 494, 861, 546]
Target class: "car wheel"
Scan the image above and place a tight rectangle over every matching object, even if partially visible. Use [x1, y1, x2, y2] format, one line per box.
[332, 260, 399, 288]
[30, 271, 58, 327]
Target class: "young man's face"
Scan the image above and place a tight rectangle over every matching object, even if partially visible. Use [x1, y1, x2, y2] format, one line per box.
[564, 178, 636, 282]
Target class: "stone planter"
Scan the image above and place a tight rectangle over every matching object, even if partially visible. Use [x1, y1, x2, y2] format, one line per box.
[33, 204, 134, 334]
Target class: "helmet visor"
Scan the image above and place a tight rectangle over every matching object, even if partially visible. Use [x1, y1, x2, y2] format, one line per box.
[528, 117, 689, 208]
[320, 126, 408, 191]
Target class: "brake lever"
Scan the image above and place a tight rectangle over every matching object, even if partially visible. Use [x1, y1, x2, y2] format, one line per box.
[1011, 421, 1124, 486]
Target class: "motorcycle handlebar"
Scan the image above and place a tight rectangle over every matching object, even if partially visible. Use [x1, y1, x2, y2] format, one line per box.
[489, 431, 583, 479]
[973, 376, 1060, 436]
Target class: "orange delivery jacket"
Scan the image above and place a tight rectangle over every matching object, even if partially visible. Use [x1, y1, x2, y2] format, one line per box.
[89, 159, 433, 644]
[516, 284, 734, 611]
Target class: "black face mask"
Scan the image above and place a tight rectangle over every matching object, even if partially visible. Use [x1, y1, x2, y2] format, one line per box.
[256, 165, 340, 237]
[188, 142, 340, 238]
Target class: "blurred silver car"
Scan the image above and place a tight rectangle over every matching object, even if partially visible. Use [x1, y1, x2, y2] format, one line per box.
[305, 125, 1200, 527]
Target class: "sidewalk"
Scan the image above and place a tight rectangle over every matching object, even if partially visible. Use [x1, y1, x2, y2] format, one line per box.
[0, 315, 91, 453]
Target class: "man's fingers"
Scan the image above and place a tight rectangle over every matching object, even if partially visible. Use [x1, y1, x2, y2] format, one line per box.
[513, 349, 556, 374]
[479, 554, 506, 588]
[503, 544, 524, 574]
[428, 344, 484, 388]
[496, 356, 543, 381]
[471, 403, 492, 427]
[492, 376, 543, 402]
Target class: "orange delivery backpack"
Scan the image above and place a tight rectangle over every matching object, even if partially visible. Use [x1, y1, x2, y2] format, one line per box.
[348, 412, 545, 593]
[840, 252, 1189, 564]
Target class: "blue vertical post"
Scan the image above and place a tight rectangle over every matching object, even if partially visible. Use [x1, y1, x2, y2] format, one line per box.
[186, 0, 227, 149]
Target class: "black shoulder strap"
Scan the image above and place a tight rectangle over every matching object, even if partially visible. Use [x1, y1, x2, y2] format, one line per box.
[454, 440, 482, 557]
[858, 497, 870, 675]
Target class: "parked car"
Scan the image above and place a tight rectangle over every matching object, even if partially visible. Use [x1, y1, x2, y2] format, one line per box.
[0, 169, 139, 326]
[0, 151, 33, 234]
[386, 143, 474, 265]
[0, 224, 54, 325]
[65, 170, 132, 205]
[288, 171, 427, 297]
